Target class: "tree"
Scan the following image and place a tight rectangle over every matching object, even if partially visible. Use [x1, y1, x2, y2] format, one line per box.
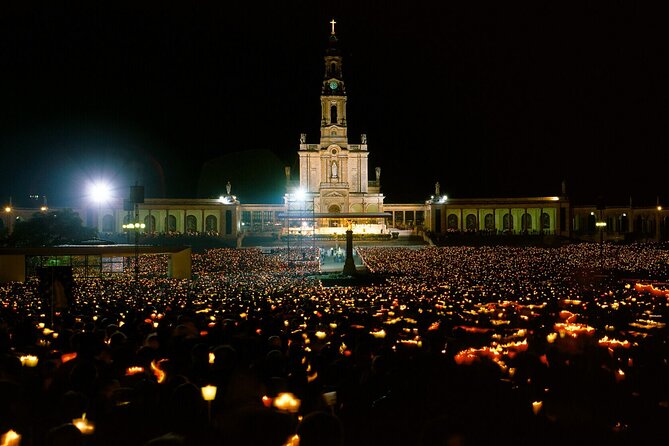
[8, 209, 96, 247]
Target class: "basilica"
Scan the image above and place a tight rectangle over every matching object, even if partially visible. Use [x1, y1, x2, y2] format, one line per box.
[2, 23, 668, 243]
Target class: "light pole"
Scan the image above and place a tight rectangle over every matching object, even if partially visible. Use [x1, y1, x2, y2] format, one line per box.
[122, 221, 145, 282]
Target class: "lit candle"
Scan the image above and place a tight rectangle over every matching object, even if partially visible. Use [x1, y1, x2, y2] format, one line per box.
[273, 392, 301, 413]
[283, 434, 300, 446]
[314, 331, 327, 340]
[0, 429, 21, 446]
[532, 401, 543, 415]
[208, 352, 215, 364]
[201, 385, 217, 401]
[151, 359, 167, 383]
[72, 413, 95, 435]
[370, 329, 386, 339]
[615, 369, 625, 383]
[19, 355, 38, 368]
[61, 352, 77, 364]
[125, 366, 144, 376]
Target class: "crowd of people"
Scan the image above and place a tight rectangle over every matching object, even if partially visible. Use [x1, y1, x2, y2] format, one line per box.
[1, 242, 668, 445]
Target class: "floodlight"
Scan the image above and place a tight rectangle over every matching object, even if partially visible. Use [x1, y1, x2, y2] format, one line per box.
[294, 188, 307, 201]
[89, 181, 113, 204]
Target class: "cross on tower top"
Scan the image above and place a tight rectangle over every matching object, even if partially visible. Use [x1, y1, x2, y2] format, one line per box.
[330, 19, 336, 35]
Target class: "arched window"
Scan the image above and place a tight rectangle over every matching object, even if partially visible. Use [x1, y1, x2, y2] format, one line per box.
[186, 215, 197, 232]
[466, 214, 477, 230]
[206, 215, 217, 232]
[503, 213, 513, 231]
[541, 212, 550, 230]
[165, 215, 177, 232]
[521, 213, 532, 231]
[331, 62, 336, 75]
[328, 204, 341, 213]
[144, 215, 156, 233]
[484, 213, 495, 230]
[102, 214, 115, 233]
[447, 214, 458, 230]
[330, 104, 338, 124]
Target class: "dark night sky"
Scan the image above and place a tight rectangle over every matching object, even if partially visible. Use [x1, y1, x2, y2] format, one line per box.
[1, 1, 668, 207]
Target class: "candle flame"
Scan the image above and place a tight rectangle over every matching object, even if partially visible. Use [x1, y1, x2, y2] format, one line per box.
[273, 392, 301, 413]
[201, 385, 217, 401]
[125, 366, 144, 376]
[72, 413, 95, 435]
[284, 434, 300, 446]
[532, 401, 543, 415]
[151, 359, 167, 383]
[370, 329, 386, 339]
[19, 355, 38, 367]
[0, 430, 21, 446]
[61, 352, 77, 364]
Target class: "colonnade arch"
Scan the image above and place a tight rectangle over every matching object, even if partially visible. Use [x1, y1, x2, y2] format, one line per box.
[206, 215, 218, 232]
[186, 215, 197, 232]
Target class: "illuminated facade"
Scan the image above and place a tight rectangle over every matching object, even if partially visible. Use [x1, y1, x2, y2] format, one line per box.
[285, 23, 388, 235]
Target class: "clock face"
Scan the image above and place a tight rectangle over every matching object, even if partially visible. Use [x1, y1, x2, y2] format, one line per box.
[329, 81, 338, 90]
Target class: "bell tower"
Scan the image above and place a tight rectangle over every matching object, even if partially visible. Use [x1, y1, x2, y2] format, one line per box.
[320, 19, 348, 147]
[295, 20, 383, 229]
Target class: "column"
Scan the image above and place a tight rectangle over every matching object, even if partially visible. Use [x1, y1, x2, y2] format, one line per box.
[524, 208, 528, 233]
[629, 211, 634, 233]
[539, 207, 543, 234]
[493, 208, 496, 233]
[509, 208, 512, 233]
